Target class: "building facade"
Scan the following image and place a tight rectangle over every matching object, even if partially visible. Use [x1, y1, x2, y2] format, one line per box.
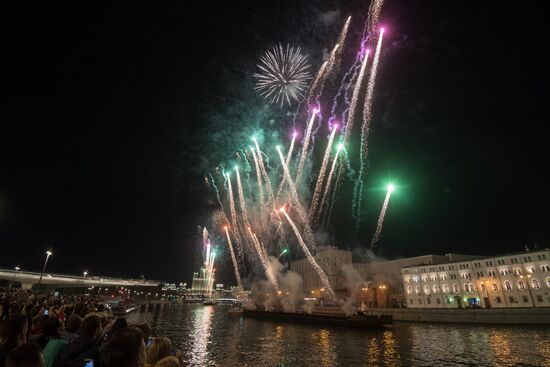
[401, 249, 550, 308]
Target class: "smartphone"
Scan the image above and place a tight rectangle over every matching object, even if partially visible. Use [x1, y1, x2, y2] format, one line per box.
[44, 310, 49, 316]
[84, 359, 94, 367]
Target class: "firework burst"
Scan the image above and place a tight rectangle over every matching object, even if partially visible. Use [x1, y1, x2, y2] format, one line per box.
[253, 44, 312, 107]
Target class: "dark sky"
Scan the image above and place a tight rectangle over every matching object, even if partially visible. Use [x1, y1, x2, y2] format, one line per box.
[1, 1, 547, 285]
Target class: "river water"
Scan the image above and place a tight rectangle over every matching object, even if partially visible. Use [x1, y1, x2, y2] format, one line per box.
[127, 304, 550, 366]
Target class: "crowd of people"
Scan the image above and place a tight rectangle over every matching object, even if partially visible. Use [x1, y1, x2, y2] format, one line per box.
[0, 291, 183, 367]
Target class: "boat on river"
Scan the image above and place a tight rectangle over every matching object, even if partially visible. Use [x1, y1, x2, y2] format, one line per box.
[243, 308, 392, 328]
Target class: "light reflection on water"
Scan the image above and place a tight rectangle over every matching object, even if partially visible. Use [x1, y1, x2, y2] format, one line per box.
[127, 304, 550, 366]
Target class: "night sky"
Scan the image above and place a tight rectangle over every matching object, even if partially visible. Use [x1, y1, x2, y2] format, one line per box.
[1, 1, 546, 285]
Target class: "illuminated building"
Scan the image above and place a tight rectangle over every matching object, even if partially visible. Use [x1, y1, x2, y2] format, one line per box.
[401, 249, 550, 308]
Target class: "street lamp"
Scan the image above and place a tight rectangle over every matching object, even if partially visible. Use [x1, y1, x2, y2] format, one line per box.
[520, 275, 536, 307]
[8, 266, 20, 293]
[480, 281, 491, 308]
[81, 270, 88, 296]
[36, 249, 53, 295]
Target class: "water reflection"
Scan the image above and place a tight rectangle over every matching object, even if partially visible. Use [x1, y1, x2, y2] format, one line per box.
[127, 305, 550, 366]
[188, 306, 213, 366]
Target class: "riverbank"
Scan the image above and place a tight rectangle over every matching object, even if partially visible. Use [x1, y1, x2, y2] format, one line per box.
[367, 307, 550, 324]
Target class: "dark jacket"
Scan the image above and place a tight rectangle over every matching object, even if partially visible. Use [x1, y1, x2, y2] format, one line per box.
[57, 337, 100, 367]
[0, 342, 18, 367]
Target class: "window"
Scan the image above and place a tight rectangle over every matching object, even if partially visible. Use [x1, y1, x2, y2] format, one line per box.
[522, 296, 529, 303]
[440, 274, 447, 280]
[422, 275, 428, 282]
[480, 283, 486, 292]
[407, 286, 412, 294]
[509, 296, 516, 304]
[496, 296, 502, 303]
[518, 280, 526, 290]
[541, 265, 550, 272]
[504, 281, 512, 291]
[412, 276, 419, 283]
[427, 297, 431, 304]
[513, 268, 522, 275]
[500, 269, 509, 276]
[527, 266, 535, 273]
[488, 270, 497, 277]
[416, 286, 421, 294]
[443, 284, 449, 293]
[493, 283, 499, 291]
[532, 279, 540, 289]
[433, 285, 440, 293]
[424, 285, 430, 294]
[537, 295, 543, 303]
[431, 275, 437, 281]
[436, 298, 441, 304]
[546, 277, 550, 288]
[409, 298, 414, 304]
[453, 284, 459, 293]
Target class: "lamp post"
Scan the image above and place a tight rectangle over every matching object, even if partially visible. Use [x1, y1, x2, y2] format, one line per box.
[8, 266, 20, 294]
[520, 275, 536, 307]
[480, 281, 491, 308]
[36, 249, 53, 296]
[379, 285, 387, 308]
[81, 270, 88, 297]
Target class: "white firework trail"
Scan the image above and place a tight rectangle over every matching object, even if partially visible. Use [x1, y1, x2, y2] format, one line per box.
[316, 144, 343, 226]
[371, 185, 393, 248]
[343, 49, 370, 143]
[253, 138, 275, 210]
[250, 148, 265, 211]
[235, 167, 250, 225]
[226, 174, 242, 245]
[276, 147, 317, 253]
[353, 29, 385, 233]
[309, 125, 338, 224]
[247, 226, 278, 289]
[295, 110, 318, 186]
[280, 208, 335, 298]
[224, 226, 243, 290]
[275, 131, 297, 201]
[253, 44, 312, 107]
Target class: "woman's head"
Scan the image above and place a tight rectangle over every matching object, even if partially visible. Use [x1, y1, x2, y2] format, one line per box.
[146, 337, 172, 365]
[0, 314, 28, 345]
[65, 313, 82, 334]
[80, 315, 102, 339]
[153, 356, 180, 367]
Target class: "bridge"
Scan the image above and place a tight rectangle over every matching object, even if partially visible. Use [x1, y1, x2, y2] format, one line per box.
[0, 268, 162, 290]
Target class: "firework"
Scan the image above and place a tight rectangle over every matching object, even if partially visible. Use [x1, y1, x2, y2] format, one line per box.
[353, 28, 385, 233]
[203, 7, 390, 297]
[309, 124, 339, 225]
[371, 184, 394, 248]
[280, 207, 335, 298]
[224, 226, 243, 290]
[253, 44, 312, 107]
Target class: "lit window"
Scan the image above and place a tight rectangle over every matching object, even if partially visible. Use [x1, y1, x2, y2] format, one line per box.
[504, 281, 512, 291]
[518, 280, 526, 290]
[453, 284, 459, 293]
[532, 279, 540, 289]
[424, 285, 430, 294]
[407, 286, 412, 294]
[443, 284, 449, 293]
[546, 277, 550, 288]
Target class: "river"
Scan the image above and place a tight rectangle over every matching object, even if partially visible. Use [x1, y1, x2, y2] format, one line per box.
[126, 304, 550, 366]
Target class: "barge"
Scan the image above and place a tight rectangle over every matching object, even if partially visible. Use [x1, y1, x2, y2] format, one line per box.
[243, 309, 392, 328]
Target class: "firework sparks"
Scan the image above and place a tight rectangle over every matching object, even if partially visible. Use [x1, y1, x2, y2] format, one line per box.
[253, 44, 312, 107]
[371, 184, 394, 248]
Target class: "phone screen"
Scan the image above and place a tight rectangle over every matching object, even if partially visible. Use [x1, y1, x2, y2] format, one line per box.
[44, 310, 49, 315]
[84, 359, 94, 367]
